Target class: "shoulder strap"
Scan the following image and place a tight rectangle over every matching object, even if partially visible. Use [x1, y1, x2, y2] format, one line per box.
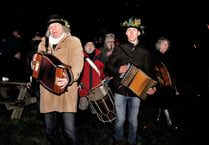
[119, 46, 137, 66]
[85, 58, 100, 77]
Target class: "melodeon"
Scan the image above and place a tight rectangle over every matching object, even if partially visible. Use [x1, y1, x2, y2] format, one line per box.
[120, 64, 157, 100]
[154, 62, 172, 87]
[32, 53, 74, 95]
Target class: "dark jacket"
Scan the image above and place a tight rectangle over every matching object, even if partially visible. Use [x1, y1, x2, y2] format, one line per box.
[151, 49, 177, 108]
[106, 40, 155, 96]
[152, 49, 175, 77]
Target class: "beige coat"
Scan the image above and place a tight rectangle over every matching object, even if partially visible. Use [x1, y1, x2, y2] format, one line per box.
[37, 33, 84, 113]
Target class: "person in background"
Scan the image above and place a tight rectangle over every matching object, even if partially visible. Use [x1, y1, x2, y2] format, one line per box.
[7, 29, 25, 81]
[78, 40, 109, 113]
[106, 16, 156, 145]
[100, 33, 118, 62]
[152, 37, 179, 130]
[7, 30, 22, 60]
[26, 32, 44, 124]
[0, 37, 8, 78]
[31, 14, 84, 145]
[100, 33, 119, 93]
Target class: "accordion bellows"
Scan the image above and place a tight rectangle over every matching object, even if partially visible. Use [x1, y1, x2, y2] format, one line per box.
[121, 64, 157, 100]
[32, 53, 73, 95]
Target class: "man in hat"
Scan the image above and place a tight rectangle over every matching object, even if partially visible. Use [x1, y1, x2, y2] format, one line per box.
[31, 14, 84, 145]
[100, 33, 118, 62]
[106, 16, 156, 145]
[78, 40, 109, 113]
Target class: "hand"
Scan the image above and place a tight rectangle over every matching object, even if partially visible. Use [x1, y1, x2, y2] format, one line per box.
[31, 53, 37, 70]
[14, 52, 21, 59]
[56, 77, 69, 89]
[26, 82, 31, 89]
[103, 78, 110, 86]
[147, 87, 157, 95]
[56, 72, 69, 89]
[107, 48, 113, 56]
[119, 65, 127, 74]
[176, 91, 180, 95]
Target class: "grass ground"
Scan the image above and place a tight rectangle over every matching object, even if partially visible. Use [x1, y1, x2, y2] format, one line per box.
[0, 86, 208, 145]
[0, 100, 181, 145]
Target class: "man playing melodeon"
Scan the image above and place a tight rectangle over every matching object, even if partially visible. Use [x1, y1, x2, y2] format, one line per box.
[106, 16, 156, 145]
[31, 14, 84, 145]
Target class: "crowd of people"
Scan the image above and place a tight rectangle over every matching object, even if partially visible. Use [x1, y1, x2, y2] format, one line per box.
[0, 14, 199, 145]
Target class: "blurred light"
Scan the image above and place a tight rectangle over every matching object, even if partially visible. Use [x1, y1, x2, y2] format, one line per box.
[193, 44, 197, 49]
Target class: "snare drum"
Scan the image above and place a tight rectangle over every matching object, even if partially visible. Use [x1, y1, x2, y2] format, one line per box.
[88, 84, 115, 123]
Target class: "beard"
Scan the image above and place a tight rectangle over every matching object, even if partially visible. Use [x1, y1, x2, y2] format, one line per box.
[85, 46, 95, 54]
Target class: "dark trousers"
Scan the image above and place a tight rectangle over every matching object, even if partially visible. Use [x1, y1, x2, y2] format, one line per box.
[44, 112, 79, 145]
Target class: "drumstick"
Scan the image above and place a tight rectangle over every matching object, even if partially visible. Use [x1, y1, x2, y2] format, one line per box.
[91, 77, 113, 90]
[79, 77, 113, 94]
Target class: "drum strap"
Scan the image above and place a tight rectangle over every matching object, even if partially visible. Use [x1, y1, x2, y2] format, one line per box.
[85, 58, 100, 77]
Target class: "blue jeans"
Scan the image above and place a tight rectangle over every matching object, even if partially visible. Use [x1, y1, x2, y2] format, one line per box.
[114, 93, 141, 144]
[44, 112, 78, 145]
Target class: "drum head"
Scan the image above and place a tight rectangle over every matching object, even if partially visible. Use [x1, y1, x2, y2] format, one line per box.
[88, 85, 109, 101]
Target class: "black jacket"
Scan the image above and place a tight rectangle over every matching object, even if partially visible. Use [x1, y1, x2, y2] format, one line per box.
[151, 49, 178, 108]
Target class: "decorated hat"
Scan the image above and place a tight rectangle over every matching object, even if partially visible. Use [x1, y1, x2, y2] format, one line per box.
[47, 14, 70, 29]
[121, 16, 145, 32]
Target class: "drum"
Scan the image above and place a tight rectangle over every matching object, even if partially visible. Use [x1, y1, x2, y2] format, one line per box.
[121, 64, 157, 100]
[88, 83, 115, 123]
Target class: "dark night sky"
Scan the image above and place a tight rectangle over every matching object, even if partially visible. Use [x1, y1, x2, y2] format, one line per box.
[0, 1, 208, 93]
[1, 1, 207, 41]
[0, 1, 207, 64]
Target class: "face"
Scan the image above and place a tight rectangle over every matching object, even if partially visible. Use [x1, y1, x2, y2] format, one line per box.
[126, 27, 140, 43]
[48, 23, 64, 39]
[159, 41, 169, 54]
[105, 41, 115, 50]
[84, 42, 95, 54]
